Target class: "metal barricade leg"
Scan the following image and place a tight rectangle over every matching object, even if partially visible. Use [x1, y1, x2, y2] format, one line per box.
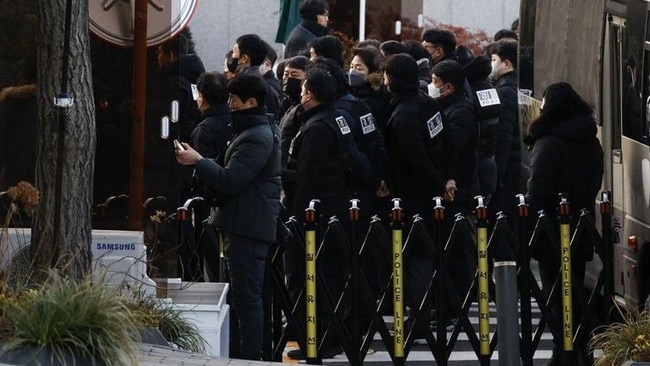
[495, 261, 520, 366]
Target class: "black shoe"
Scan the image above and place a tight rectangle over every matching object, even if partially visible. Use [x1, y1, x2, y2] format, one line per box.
[286, 346, 342, 360]
[286, 348, 304, 360]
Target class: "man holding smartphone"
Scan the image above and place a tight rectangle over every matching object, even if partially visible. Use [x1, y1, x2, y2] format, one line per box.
[175, 73, 281, 360]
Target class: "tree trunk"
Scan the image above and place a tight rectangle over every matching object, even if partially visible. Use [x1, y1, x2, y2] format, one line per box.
[32, 0, 95, 280]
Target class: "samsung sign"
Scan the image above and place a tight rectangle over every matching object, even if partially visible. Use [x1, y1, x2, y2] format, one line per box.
[95, 243, 137, 251]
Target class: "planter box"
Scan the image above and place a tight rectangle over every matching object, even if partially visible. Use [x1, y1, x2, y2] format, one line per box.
[0, 344, 101, 366]
[157, 280, 230, 357]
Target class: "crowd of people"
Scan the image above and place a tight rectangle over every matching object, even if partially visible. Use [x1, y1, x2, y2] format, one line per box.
[169, 0, 602, 364]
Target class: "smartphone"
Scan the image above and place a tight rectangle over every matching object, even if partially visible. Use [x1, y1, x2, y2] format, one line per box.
[173, 139, 185, 151]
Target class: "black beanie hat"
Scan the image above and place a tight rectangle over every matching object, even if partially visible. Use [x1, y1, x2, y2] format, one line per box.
[299, 0, 329, 22]
[464, 55, 491, 83]
[384, 53, 419, 94]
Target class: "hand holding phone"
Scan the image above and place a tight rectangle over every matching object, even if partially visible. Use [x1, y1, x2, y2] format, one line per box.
[173, 139, 185, 151]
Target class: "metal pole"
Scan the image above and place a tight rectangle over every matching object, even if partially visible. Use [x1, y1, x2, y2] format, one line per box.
[516, 194, 533, 365]
[558, 194, 576, 365]
[305, 199, 319, 364]
[391, 198, 405, 366]
[495, 261, 520, 366]
[433, 197, 447, 366]
[349, 199, 361, 365]
[475, 196, 491, 365]
[128, 0, 148, 230]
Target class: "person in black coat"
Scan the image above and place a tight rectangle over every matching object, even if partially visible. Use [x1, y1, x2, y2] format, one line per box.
[176, 73, 281, 361]
[384, 54, 451, 217]
[524, 82, 603, 365]
[348, 46, 391, 132]
[187, 72, 232, 282]
[285, 68, 351, 360]
[284, 0, 329, 58]
[191, 72, 232, 162]
[384, 54, 452, 335]
[456, 46, 500, 201]
[488, 41, 521, 260]
[431, 59, 479, 215]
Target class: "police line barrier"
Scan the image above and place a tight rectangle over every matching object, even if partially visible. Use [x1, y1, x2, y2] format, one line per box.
[174, 191, 615, 365]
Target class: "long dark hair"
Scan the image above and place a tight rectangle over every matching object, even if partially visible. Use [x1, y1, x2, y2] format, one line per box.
[527, 82, 593, 138]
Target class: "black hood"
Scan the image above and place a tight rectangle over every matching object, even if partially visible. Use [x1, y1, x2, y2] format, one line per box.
[526, 114, 597, 146]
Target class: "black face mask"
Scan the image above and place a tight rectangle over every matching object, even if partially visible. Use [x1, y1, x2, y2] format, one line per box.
[227, 58, 239, 73]
[348, 70, 367, 87]
[282, 77, 303, 102]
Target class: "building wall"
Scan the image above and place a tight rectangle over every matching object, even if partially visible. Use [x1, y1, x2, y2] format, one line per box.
[423, 0, 520, 37]
[186, 0, 520, 73]
[186, 1, 283, 73]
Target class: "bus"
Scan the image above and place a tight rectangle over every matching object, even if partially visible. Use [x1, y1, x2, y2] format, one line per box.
[520, 0, 650, 309]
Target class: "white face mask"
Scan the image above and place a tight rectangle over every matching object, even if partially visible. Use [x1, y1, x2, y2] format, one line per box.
[427, 84, 441, 99]
[490, 61, 503, 79]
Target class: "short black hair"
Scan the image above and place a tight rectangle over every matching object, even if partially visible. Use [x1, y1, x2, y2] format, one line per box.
[384, 53, 419, 94]
[228, 72, 268, 106]
[380, 40, 407, 56]
[309, 35, 344, 67]
[235, 33, 267, 66]
[489, 40, 518, 69]
[432, 59, 466, 90]
[304, 68, 337, 104]
[286, 55, 311, 70]
[307, 56, 348, 97]
[299, 0, 329, 22]
[263, 40, 277, 65]
[351, 47, 383, 74]
[197, 72, 229, 106]
[421, 29, 456, 56]
[494, 29, 518, 41]
[403, 40, 430, 62]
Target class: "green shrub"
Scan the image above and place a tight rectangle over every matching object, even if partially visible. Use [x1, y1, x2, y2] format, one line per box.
[590, 308, 650, 365]
[0, 271, 140, 366]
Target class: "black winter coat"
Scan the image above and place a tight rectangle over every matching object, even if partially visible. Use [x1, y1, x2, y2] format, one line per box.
[493, 71, 521, 186]
[438, 90, 479, 211]
[525, 114, 603, 260]
[190, 104, 233, 204]
[349, 82, 391, 133]
[191, 104, 232, 159]
[195, 106, 281, 243]
[284, 19, 329, 58]
[385, 92, 448, 217]
[279, 103, 303, 210]
[464, 56, 500, 196]
[335, 94, 386, 192]
[288, 103, 352, 218]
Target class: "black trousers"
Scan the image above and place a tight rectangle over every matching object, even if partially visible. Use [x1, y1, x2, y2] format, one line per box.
[225, 233, 271, 360]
